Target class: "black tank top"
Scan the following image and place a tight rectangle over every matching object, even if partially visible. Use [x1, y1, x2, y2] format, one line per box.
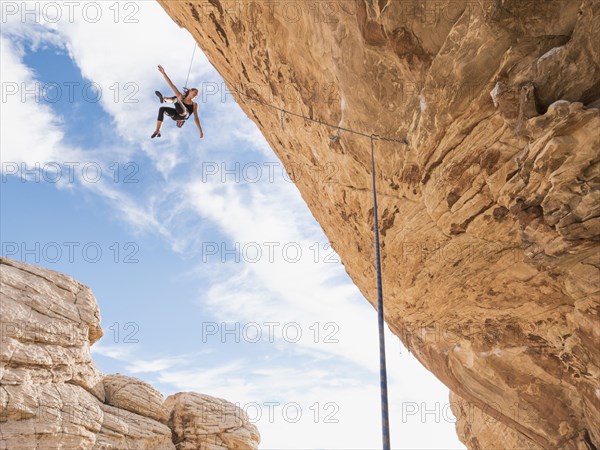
[182, 101, 194, 116]
[176, 99, 194, 119]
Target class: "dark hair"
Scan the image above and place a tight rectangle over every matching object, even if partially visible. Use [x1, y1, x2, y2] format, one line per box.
[182, 88, 198, 99]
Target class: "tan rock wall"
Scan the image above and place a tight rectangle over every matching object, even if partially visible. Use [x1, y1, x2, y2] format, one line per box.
[157, 1, 600, 447]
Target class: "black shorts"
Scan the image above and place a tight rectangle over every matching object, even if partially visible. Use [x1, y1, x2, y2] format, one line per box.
[157, 98, 190, 121]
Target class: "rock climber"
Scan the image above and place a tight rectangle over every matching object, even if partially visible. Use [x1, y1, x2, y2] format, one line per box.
[151, 65, 204, 140]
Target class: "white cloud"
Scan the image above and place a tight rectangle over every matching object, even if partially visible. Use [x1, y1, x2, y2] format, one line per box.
[0, 34, 79, 166]
[91, 341, 135, 361]
[180, 174, 383, 367]
[150, 355, 462, 449]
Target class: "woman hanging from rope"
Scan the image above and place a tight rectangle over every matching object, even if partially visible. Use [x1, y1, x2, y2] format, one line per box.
[151, 65, 204, 139]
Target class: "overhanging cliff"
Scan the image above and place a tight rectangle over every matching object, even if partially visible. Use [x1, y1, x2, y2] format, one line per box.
[157, 0, 600, 448]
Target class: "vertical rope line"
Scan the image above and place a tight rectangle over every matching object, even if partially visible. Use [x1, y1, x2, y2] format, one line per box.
[198, 61, 402, 446]
[184, 43, 197, 89]
[371, 136, 391, 450]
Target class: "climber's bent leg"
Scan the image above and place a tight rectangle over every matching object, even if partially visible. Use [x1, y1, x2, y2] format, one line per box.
[157, 106, 177, 122]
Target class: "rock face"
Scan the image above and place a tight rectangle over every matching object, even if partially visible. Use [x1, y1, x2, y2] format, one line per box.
[0, 258, 260, 449]
[165, 393, 261, 450]
[157, 1, 599, 448]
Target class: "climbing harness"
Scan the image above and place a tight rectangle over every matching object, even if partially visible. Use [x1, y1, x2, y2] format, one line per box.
[183, 36, 405, 448]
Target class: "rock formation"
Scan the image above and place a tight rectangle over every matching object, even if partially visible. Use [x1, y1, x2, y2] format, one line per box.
[0, 257, 260, 449]
[157, 1, 599, 448]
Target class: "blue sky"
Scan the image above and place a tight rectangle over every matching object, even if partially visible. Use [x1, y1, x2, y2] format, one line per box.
[1, 2, 465, 449]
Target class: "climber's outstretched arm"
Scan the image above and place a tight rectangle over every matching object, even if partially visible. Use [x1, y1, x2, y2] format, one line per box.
[158, 65, 183, 100]
[194, 103, 204, 139]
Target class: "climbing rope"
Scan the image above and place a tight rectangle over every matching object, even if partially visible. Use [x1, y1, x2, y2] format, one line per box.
[186, 40, 398, 447]
[184, 43, 197, 89]
[221, 74, 409, 144]
[223, 76, 397, 449]
[371, 136, 391, 450]
[224, 72, 397, 449]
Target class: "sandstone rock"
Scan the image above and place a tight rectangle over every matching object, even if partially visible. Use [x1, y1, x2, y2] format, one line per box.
[0, 257, 105, 400]
[0, 258, 260, 449]
[164, 392, 260, 450]
[0, 382, 104, 449]
[157, 1, 599, 447]
[450, 391, 543, 450]
[93, 403, 175, 450]
[103, 374, 169, 424]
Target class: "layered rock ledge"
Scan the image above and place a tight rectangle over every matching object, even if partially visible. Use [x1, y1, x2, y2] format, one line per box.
[157, 1, 600, 448]
[0, 257, 260, 449]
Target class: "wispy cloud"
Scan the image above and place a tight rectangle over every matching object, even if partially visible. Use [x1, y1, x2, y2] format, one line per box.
[0, 35, 79, 165]
[91, 342, 136, 361]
